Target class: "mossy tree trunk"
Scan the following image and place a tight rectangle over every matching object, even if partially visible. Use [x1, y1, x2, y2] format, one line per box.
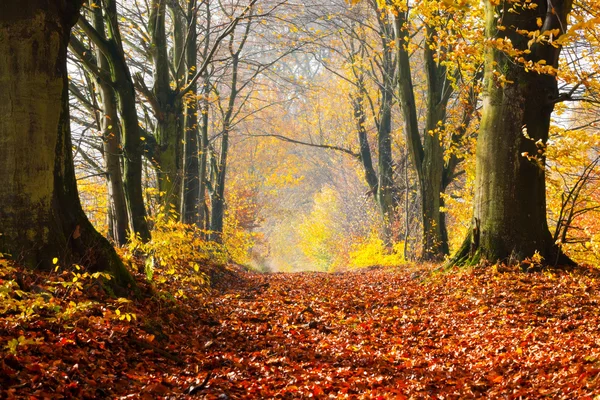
[0, 1, 135, 288]
[148, 0, 185, 217]
[452, 0, 574, 266]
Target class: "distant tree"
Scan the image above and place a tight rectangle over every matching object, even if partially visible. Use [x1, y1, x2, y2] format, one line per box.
[0, 1, 134, 287]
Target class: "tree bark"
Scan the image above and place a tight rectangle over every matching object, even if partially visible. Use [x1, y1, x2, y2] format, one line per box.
[452, 0, 574, 266]
[0, 1, 135, 288]
[199, 76, 211, 232]
[91, 1, 129, 245]
[149, 0, 184, 216]
[420, 25, 451, 260]
[393, 7, 477, 261]
[181, 0, 201, 225]
[76, 1, 151, 242]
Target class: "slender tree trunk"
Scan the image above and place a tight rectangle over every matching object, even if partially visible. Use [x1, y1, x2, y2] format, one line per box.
[102, 92, 130, 245]
[97, 0, 151, 241]
[394, 9, 467, 261]
[0, 1, 134, 288]
[198, 76, 211, 232]
[181, 1, 201, 225]
[209, 50, 240, 241]
[420, 29, 451, 260]
[376, 80, 396, 246]
[352, 89, 378, 195]
[452, 0, 574, 266]
[118, 78, 152, 242]
[197, 2, 212, 232]
[92, 2, 129, 245]
[370, 10, 398, 247]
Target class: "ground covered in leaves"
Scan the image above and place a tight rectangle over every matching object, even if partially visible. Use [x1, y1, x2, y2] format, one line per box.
[3, 262, 600, 399]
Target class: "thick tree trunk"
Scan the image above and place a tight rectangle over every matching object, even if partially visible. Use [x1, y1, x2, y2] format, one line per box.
[0, 1, 134, 288]
[453, 0, 574, 266]
[155, 107, 183, 215]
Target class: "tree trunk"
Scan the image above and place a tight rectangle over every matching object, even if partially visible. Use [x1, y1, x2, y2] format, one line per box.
[198, 76, 211, 232]
[118, 78, 152, 242]
[181, 1, 201, 225]
[209, 126, 230, 240]
[92, 1, 129, 245]
[394, 10, 455, 261]
[376, 81, 396, 246]
[102, 90, 130, 245]
[0, 1, 134, 288]
[420, 27, 451, 260]
[77, 0, 151, 242]
[209, 50, 241, 241]
[149, 0, 186, 218]
[154, 107, 183, 215]
[452, 0, 574, 266]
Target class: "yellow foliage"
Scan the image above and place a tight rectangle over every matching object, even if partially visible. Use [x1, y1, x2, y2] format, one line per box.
[349, 233, 405, 268]
[223, 209, 257, 266]
[77, 176, 109, 236]
[547, 126, 600, 265]
[298, 187, 341, 271]
[127, 212, 219, 294]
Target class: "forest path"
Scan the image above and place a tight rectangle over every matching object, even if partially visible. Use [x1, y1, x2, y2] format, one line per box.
[197, 265, 600, 398]
[3, 264, 600, 398]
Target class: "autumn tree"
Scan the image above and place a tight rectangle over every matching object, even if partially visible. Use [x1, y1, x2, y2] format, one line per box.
[453, 0, 575, 265]
[0, 1, 134, 287]
[384, 0, 483, 260]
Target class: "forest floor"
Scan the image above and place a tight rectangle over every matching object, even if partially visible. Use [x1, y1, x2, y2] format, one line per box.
[3, 262, 600, 399]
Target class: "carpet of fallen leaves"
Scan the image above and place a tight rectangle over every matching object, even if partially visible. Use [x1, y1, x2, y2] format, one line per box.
[3, 262, 600, 399]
